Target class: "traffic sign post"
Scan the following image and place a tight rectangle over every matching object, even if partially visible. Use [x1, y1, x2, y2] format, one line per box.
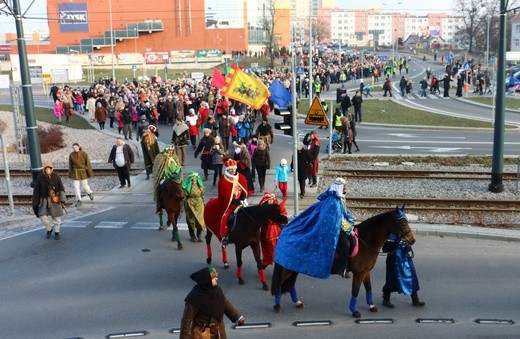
[132, 65, 137, 79]
[304, 96, 329, 126]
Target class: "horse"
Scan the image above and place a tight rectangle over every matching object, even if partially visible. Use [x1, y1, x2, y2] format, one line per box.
[271, 205, 415, 318]
[158, 179, 185, 250]
[205, 203, 288, 291]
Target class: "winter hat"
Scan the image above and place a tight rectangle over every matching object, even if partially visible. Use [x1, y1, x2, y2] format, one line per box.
[225, 159, 237, 170]
[214, 136, 221, 144]
[203, 128, 211, 134]
[189, 108, 195, 115]
[280, 158, 287, 166]
[141, 115, 147, 120]
[43, 159, 53, 170]
[148, 125, 157, 132]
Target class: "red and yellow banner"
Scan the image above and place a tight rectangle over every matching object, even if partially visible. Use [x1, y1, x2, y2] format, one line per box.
[221, 64, 270, 110]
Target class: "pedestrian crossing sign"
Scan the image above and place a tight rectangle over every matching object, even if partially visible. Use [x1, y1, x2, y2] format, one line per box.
[305, 97, 329, 126]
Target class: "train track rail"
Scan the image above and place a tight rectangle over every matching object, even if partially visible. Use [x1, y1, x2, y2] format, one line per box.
[324, 169, 519, 181]
[2, 194, 519, 214]
[1, 168, 145, 178]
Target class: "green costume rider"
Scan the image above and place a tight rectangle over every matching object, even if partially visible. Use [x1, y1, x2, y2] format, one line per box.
[153, 144, 183, 213]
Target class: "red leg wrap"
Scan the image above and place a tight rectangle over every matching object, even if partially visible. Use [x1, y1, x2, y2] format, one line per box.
[236, 266, 242, 279]
[222, 246, 228, 263]
[258, 269, 266, 283]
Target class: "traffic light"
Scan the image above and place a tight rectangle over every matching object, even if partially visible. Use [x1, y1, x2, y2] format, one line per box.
[274, 106, 293, 136]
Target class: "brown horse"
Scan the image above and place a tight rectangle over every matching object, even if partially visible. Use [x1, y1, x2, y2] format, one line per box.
[205, 203, 288, 290]
[271, 205, 415, 318]
[158, 179, 185, 250]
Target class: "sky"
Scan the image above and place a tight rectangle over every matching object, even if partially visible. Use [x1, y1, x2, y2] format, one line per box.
[0, 0, 457, 36]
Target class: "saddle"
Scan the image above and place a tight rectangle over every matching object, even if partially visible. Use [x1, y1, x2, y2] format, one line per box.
[226, 205, 243, 233]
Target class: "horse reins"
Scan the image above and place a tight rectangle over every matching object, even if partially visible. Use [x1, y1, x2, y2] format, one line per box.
[357, 217, 411, 255]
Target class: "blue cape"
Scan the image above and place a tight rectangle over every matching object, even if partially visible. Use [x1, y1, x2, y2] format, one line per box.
[274, 189, 347, 279]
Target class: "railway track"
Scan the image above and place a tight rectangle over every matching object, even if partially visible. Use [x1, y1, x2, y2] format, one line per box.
[1, 168, 145, 178]
[2, 194, 519, 214]
[324, 169, 519, 181]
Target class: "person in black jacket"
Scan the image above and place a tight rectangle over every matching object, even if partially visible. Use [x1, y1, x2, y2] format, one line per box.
[340, 91, 351, 116]
[351, 90, 363, 123]
[291, 142, 309, 198]
[32, 159, 66, 240]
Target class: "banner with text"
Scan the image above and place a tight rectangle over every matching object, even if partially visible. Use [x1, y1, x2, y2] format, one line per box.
[59, 3, 88, 33]
[170, 50, 196, 63]
[196, 50, 222, 63]
[145, 52, 169, 64]
[117, 53, 144, 65]
[90, 54, 115, 66]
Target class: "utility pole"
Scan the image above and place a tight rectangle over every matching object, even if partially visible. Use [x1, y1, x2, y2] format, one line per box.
[13, 0, 42, 185]
[489, 0, 506, 193]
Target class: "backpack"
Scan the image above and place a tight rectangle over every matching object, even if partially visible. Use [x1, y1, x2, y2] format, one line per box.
[122, 111, 132, 124]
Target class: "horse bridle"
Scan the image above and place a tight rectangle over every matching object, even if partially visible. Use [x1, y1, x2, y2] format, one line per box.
[357, 216, 412, 255]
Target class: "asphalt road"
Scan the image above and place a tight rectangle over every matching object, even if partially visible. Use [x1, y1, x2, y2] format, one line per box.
[0, 211, 519, 338]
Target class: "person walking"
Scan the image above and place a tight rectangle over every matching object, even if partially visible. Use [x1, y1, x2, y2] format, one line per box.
[86, 94, 96, 123]
[179, 267, 245, 339]
[68, 143, 94, 207]
[419, 77, 428, 97]
[120, 105, 133, 140]
[95, 102, 107, 130]
[382, 232, 425, 308]
[210, 136, 226, 187]
[53, 100, 63, 124]
[348, 113, 360, 152]
[186, 108, 199, 149]
[171, 117, 189, 166]
[252, 138, 270, 191]
[32, 159, 66, 240]
[108, 137, 135, 188]
[351, 90, 363, 123]
[141, 126, 161, 180]
[304, 131, 320, 188]
[106, 99, 116, 128]
[274, 158, 290, 202]
[291, 142, 309, 199]
[383, 77, 393, 97]
[194, 128, 215, 181]
[183, 171, 206, 243]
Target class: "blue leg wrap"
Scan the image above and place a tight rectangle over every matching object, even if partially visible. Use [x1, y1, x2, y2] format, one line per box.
[275, 295, 281, 305]
[349, 296, 358, 313]
[366, 291, 373, 305]
[290, 287, 299, 303]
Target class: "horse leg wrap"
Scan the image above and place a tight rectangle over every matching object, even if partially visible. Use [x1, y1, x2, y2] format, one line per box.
[258, 269, 266, 283]
[206, 244, 212, 259]
[349, 296, 358, 314]
[222, 246, 228, 263]
[290, 287, 299, 303]
[236, 266, 242, 279]
[274, 294, 281, 305]
[366, 291, 374, 306]
[172, 229, 180, 243]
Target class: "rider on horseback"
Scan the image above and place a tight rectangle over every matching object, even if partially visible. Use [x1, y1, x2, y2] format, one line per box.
[329, 178, 356, 278]
[153, 144, 183, 214]
[215, 159, 248, 246]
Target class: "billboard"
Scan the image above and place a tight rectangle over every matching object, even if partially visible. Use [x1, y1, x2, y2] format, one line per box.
[205, 0, 244, 29]
[170, 50, 196, 63]
[196, 50, 222, 63]
[144, 52, 169, 64]
[117, 53, 144, 65]
[90, 54, 115, 66]
[59, 3, 89, 33]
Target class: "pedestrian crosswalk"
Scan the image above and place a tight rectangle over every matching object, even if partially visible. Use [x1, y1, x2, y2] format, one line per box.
[61, 220, 189, 230]
[392, 92, 453, 100]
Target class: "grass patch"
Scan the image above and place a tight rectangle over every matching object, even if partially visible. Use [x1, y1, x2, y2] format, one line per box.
[465, 96, 520, 111]
[0, 104, 95, 130]
[329, 155, 519, 167]
[296, 100, 497, 128]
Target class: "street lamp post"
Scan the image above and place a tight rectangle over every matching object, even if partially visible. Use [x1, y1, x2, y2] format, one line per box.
[109, 0, 115, 81]
[486, 15, 490, 70]
[134, 28, 137, 54]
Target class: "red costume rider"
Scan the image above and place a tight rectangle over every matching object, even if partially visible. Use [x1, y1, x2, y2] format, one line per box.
[204, 159, 248, 245]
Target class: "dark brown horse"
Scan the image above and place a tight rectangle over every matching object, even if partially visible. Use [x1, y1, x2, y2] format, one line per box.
[158, 179, 185, 250]
[271, 205, 415, 318]
[205, 203, 288, 290]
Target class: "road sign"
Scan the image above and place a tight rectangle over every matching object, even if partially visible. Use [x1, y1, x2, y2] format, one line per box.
[304, 97, 329, 126]
[445, 53, 453, 61]
[296, 66, 304, 75]
[380, 56, 388, 61]
[131, 65, 137, 71]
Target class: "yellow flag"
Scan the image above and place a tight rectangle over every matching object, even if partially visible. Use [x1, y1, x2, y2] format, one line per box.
[222, 64, 270, 110]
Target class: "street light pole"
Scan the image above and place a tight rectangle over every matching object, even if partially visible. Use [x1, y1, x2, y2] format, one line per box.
[488, 0, 506, 193]
[109, 0, 115, 81]
[134, 28, 137, 54]
[486, 15, 490, 70]
[13, 0, 42, 185]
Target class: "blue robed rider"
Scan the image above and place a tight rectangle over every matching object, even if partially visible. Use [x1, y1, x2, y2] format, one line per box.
[275, 177, 355, 279]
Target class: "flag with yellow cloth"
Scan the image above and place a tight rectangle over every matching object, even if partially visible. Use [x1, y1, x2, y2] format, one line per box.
[221, 64, 270, 110]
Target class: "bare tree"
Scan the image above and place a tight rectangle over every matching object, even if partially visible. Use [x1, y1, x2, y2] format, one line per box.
[259, 0, 279, 68]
